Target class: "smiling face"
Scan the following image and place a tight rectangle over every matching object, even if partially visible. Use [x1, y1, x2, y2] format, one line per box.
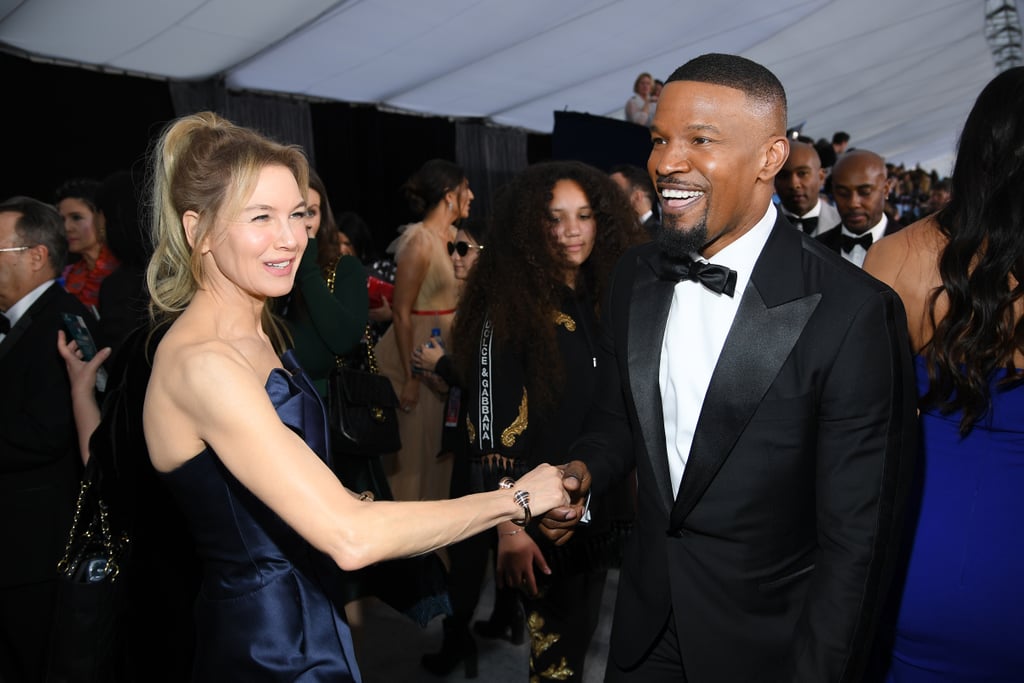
[197, 164, 308, 300]
[58, 197, 101, 259]
[774, 141, 825, 216]
[648, 80, 787, 258]
[547, 178, 596, 285]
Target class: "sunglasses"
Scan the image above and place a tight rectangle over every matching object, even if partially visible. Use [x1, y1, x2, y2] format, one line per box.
[447, 241, 484, 257]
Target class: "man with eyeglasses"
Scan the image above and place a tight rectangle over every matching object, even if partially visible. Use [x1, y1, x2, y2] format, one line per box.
[0, 196, 93, 682]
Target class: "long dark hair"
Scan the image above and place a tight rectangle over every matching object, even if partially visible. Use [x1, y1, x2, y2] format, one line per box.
[453, 161, 641, 409]
[923, 66, 1024, 434]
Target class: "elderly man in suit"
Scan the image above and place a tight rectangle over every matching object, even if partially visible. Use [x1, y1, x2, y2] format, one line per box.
[542, 54, 916, 683]
[0, 196, 92, 682]
[816, 150, 900, 268]
[774, 139, 840, 236]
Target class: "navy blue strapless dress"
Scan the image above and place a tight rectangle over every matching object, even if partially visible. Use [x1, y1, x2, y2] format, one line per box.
[159, 351, 361, 682]
[884, 356, 1024, 682]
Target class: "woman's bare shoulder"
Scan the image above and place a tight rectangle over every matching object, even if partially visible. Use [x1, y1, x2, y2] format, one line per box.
[866, 217, 944, 289]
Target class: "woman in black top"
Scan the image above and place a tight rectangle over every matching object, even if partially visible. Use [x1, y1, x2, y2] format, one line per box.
[453, 161, 643, 682]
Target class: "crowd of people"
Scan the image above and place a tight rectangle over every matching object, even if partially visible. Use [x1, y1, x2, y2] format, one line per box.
[1, 54, 1022, 683]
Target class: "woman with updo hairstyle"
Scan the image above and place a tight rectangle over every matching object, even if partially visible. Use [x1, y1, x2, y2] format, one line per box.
[139, 112, 567, 680]
[56, 177, 120, 311]
[374, 158, 474, 502]
[453, 160, 643, 682]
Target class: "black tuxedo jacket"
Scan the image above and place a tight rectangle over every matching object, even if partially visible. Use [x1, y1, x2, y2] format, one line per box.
[816, 219, 901, 257]
[0, 283, 89, 586]
[572, 216, 917, 682]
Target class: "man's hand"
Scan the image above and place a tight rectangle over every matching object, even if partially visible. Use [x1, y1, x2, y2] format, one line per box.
[538, 460, 591, 546]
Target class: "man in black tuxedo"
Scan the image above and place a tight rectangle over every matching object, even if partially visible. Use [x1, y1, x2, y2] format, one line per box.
[816, 150, 900, 268]
[774, 139, 840, 236]
[0, 196, 91, 682]
[542, 54, 916, 682]
[610, 163, 661, 239]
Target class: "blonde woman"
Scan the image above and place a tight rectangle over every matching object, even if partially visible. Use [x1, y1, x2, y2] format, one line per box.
[141, 112, 567, 680]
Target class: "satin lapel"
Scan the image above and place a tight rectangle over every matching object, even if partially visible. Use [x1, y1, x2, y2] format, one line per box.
[669, 223, 821, 529]
[628, 252, 676, 512]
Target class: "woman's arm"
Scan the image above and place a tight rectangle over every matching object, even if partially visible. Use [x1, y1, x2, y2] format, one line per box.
[146, 346, 568, 571]
[56, 330, 112, 465]
[390, 232, 432, 409]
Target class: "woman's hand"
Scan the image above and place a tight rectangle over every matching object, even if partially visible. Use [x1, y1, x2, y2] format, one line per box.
[497, 530, 549, 597]
[515, 463, 570, 517]
[399, 376, 420, 413]
[56, 329, 111, 398]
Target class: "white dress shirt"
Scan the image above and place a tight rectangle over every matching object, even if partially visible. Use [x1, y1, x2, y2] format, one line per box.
[659, 205, 776, 496]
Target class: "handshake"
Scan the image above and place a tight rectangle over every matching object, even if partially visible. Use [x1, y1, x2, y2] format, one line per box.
[540, 460, 592, 546]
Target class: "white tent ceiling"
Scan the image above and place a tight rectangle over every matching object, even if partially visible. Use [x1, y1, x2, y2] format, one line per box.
[0, 0, 1015, 173]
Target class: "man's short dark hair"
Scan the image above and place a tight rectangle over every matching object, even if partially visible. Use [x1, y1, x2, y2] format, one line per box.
[832, 131, 850, 145]
[666, 53, 787, 122]
[0, 196, 68, 275]
[610, 164, 657, 209]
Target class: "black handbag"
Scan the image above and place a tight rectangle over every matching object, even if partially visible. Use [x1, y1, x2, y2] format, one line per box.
[327, 341, 403, 456]
[46, 459, 130, 683]
[324, 260, 402, 457]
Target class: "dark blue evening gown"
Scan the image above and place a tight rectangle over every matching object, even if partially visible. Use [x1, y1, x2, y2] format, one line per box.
[884, 356, 1024, 682]
[159, 351, 361, 682]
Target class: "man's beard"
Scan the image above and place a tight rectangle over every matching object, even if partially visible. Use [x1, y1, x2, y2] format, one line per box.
[656, 212, 708, 258]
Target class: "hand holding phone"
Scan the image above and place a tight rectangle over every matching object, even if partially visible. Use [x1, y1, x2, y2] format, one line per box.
[61, 313, 108, 391]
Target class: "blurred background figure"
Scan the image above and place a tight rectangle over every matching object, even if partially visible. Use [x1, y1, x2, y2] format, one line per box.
[375, 159, 472, 502]
[864, 65, 1024, 683]
[625, 72, 656, 126]
[774, 140, 840, 236]
[55, 178, 119, 314]
[609, 163, 660, 239]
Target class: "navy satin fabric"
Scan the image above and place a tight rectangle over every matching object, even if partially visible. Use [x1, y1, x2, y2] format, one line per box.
[160, 350, 360, 682]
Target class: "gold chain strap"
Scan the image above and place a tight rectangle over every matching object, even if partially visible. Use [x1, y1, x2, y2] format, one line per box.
[323, 258, 379, 372]
[56, 478, 127, 582]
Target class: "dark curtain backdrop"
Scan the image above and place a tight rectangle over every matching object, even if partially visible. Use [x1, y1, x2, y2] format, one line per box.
[1, 52, 175, 202]
[3, 52, 635, 258]
[455, 120, 528, 222]
[169, 80, 315, 166]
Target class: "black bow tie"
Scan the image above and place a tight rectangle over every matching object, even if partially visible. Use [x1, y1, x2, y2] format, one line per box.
[0, 315, 9, 334]
[790, 215, 818, 234]
[840, 232, 873, 253]
[657, 253, 738, 297]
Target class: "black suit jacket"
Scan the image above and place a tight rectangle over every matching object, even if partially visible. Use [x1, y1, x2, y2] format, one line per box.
[816, 219, 901, 257]
[0, 283, 89, 586]
[571, 216, 916, 682]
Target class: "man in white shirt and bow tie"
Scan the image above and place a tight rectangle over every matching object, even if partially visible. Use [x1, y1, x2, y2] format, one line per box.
[816, 150, 900, 268]
[774, 139, 841, 236]
[540, 54, 917, 683]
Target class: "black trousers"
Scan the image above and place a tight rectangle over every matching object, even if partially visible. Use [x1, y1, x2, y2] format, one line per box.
[604, 610, 687, 683]
[525, 568, 607, 682]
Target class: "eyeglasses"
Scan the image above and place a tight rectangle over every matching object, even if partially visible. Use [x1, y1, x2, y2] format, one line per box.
[0, 245, 33, 253]
[447, 241, 484, 257]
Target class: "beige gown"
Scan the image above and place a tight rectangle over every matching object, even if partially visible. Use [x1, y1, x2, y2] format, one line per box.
[374, 222, 459, 501]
